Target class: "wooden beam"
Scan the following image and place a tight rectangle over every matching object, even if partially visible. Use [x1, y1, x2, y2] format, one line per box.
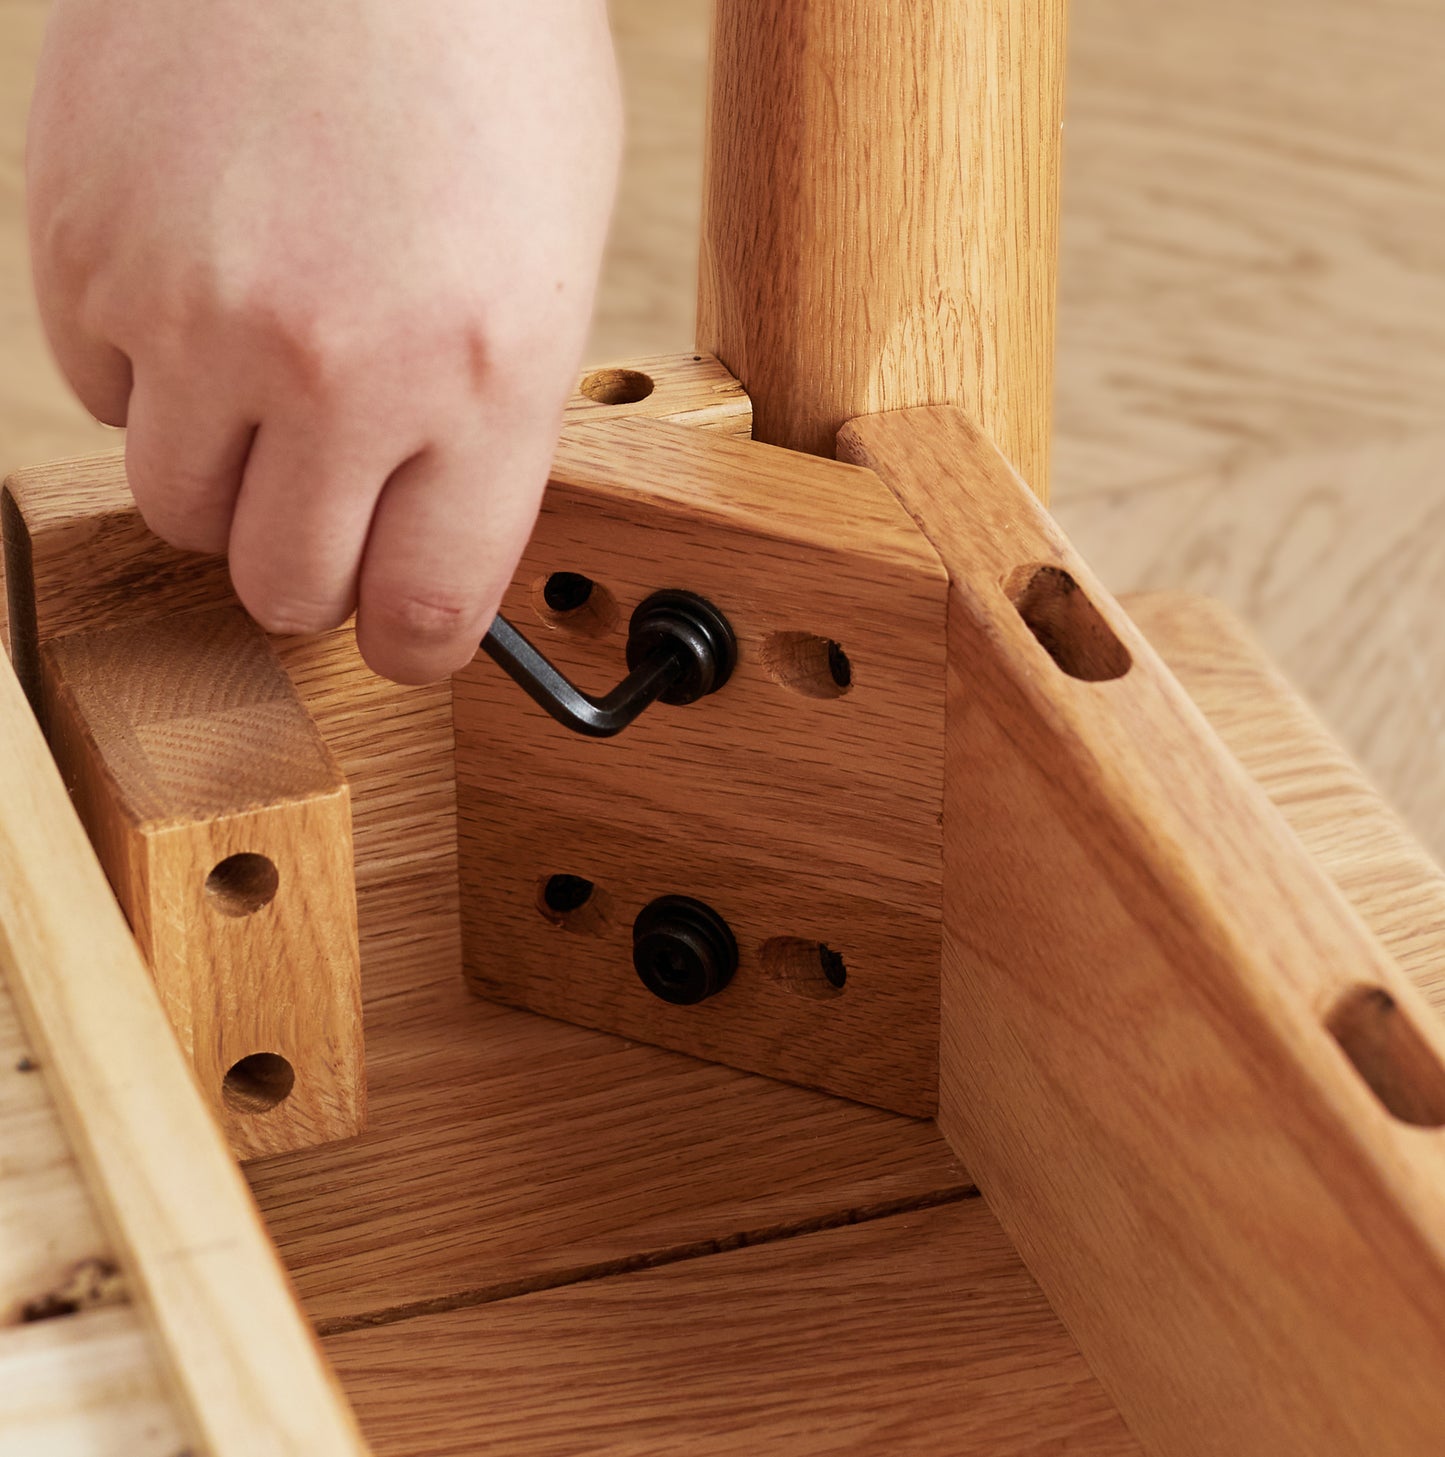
[698, 0, 1066, 493]
[41, 606, 364, 1160]
[840, 405, 1445, 1456]
[0, 650, 367, 1454]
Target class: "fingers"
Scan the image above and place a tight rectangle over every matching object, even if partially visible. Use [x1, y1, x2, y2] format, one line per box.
[124, 369, 255, 554]
[226, 413, 392, 637]
[34, 303, 133, 427]
[355, 430, 550, 684]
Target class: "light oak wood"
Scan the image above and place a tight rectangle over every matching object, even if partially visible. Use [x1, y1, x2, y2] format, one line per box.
[0, 649, 368, 1454]
[841, 406, 1445, 1457]
[0, 1307, 186, 1457]
[326, 1199, 1139, 1457]
[698, 0, 1066, 492]
[41, 605, 365, 1159]
[280, 588, 1445, 1454]
[452, 416, 948, 1113]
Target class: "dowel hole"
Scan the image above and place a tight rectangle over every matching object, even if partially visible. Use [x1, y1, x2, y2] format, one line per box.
[536, 874, 610, 933]
[761, 632, 854, 699]
[1004, 565, 1132, 682]
[204, 853, 279, 917]
[222, 1053, 295, 1114]
[761, 937, 848, 1000]
[1327, 986, 1445, 1127]
[532, 573, 619, 638]
[579, 367, 655, 406]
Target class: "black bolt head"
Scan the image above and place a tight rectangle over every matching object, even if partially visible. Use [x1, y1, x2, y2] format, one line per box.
[632, 895, 738, 1005]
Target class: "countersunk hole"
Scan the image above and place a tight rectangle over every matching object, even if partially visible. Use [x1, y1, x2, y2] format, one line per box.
[1004, 565, 1132, 682]
[580, 367, 655, 406]
[537, 875, 611, 934]
[1327, 986, 1445, 1127]
[761, 632, 854, 700]
[222, 1053, 295, 1114]
[761, 937, 848, 1000]
[205, 853, 279, 917]
[532, 574, 620, 638]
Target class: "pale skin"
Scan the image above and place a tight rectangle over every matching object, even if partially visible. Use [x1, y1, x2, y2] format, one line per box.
[26, 0, 622, 684]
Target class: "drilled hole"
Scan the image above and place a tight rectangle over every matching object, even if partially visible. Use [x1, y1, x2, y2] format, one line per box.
[536, 875, 611, 933]
[761, 632, 854, 700]
[580, 367, 656, 406]
[222, 1053, 295, 1114]
[761, 937, 848, 1001]
[543, 572, 594, 614]
[543, 874, 594, 913]
[204, 853, 279, 917]
[1327, 986, 1445, 1127]
[531, 574, 620, 639]
[1004, 565, 1132, 682]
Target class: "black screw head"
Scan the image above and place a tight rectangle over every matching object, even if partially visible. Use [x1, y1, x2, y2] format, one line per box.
[632, 895, 738, 1005]
[625, 590, 737, 706]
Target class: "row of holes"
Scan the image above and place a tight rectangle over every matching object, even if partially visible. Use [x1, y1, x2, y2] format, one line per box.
[539, 873, 847, 1001]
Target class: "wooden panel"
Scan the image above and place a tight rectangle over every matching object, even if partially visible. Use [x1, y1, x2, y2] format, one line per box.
[452, 416, 947, 1113]
[249, 975, 969, 1332]
[842, 407, 1445, 1457]
[0, 978, 116, 1328]
[698, 0, 1066, 493]
[325, 1199, 1138, 1457]
[0, 1307, 186, 1457]
[41, 606, 364, 1159]
[0, 650, 367, 1454]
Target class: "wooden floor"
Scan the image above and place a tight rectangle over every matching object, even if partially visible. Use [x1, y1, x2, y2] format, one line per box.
[3, 1, 1445, 1452]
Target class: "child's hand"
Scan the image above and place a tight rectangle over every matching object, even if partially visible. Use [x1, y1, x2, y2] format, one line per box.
[27, 0, 621, 684]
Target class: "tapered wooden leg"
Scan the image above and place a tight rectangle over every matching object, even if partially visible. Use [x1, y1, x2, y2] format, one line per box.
[698, 0, 1067, 493]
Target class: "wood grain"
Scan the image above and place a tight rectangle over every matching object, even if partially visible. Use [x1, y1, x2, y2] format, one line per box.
[248, 963, 969, 1333]
[0, 1307, 186, 1457]
[698, 0, 1066, 492]
[263, 587, 1445, 1454]
[453, 416, 948, 1113]
[326, 1199, 1139, 1457]
[842, 406, 1445, 1456]
[0, 648, 368, 1454]
[41, 606, 365, 1159]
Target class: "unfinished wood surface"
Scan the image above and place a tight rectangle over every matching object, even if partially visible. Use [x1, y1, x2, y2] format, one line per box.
[698, 0, 1065, 492]
[2, 352, 752, 1010]
[41, 605, 364, 1159]
[842, 406, 1445, 1456]
[0, 1307, 186, 1457]
[326, 1198, 1138, 1457]
[0, 650, 368, 1455]
[452, 416, 947, 1113]
[0, 971, 189, 1457]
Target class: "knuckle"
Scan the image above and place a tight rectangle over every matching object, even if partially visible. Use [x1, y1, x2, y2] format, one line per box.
[366, 586, 480, 647]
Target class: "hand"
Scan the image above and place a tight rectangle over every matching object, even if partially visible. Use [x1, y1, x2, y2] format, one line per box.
[27, 0, 621, 683]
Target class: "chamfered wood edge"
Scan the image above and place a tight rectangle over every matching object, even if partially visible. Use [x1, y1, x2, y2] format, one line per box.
[0, 651, 368, 1456]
